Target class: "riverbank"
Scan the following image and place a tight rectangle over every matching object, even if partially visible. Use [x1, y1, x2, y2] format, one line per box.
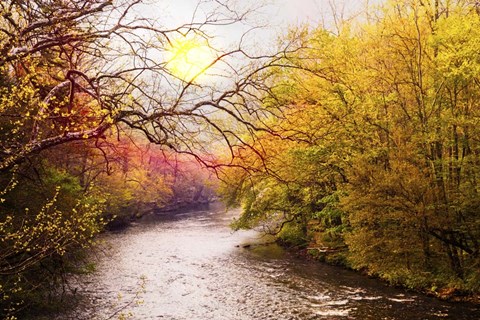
[105, 200, 212, 231]
[275, 240, 480, 306]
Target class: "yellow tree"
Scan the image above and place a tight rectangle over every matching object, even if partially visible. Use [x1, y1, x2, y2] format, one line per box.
[338, 0, 480, 290]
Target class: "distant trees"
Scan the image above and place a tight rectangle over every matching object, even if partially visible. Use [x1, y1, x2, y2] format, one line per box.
[223, 0, 480, 295]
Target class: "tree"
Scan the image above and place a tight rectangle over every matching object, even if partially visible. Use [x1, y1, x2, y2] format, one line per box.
[342, 0, 480, 289]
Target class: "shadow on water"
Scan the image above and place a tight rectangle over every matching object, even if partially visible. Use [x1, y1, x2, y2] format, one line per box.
[61, 204, 480, 320]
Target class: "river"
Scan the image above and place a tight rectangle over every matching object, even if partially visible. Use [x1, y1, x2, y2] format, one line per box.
[64, 204, 480, 320]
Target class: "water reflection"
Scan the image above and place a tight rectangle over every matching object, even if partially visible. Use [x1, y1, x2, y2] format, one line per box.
[65, 204, 480, 319]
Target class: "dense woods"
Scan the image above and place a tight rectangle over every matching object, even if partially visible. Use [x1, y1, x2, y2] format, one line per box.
[1, 0, 480, 318]
[223, 0, 480, 298]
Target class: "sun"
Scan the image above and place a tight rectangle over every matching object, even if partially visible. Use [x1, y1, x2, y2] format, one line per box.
[166, 36, 216, 82]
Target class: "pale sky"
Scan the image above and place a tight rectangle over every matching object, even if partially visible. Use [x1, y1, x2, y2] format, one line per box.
[156, 0, 328, 26]
[135, 0, 366, 49]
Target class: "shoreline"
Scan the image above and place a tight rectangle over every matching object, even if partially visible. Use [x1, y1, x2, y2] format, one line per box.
[277, 240, 480, 306]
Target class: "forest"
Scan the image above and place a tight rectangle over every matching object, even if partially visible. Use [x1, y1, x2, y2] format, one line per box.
[1, 0, 479, 318]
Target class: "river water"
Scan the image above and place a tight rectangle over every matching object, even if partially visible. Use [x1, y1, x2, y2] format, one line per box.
[65, 204, 480, 320]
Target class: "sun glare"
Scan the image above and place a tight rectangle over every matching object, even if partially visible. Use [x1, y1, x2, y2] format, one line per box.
[166, 36, 216, 82]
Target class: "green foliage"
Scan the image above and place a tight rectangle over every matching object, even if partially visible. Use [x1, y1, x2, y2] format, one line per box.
[225, 142, 347, 249]
[0, 165, 105, 317]
[278, 222, 308, 248]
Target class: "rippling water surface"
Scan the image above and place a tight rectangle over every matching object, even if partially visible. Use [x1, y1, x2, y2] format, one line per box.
[66, 204, 480, 319]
